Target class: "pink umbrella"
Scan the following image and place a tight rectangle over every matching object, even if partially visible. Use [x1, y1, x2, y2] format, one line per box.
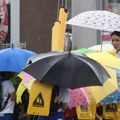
[68, 88, 90, 108]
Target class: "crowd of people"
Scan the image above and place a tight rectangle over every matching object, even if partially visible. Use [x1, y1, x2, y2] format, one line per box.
[0, 31, 120, 120]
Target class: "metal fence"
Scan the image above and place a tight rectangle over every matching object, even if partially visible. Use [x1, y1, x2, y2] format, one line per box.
[0, 42, 26, 49]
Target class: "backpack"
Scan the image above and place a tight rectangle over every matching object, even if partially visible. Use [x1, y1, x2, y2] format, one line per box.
[0, 79, 10, 111]
[12, 102, 22, 120]
[0, 79, 22, 120]
[0, 80, 3, 110]
[50, 85, 62, 113]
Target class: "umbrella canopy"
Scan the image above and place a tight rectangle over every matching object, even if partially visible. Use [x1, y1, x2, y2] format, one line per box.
[23, 51, 110, 89]
[72, 48, 118, 103]
[86, 52, 120, 69]
[89, 44, 115, 52]
[0, 47, 37, 73]
[68, 88, 89, 108]
[17, 66, 118, 109]
[67, 65, 118, 105]
[100, 85, 120, 105]
[66, 10, 120, 32]
[99, 68, 120, 105]
[72, 48, 96, 54]
[87, 65, 118, 103]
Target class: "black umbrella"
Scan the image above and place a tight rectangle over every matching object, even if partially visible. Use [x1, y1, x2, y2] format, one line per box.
[23, 51, 110, 89]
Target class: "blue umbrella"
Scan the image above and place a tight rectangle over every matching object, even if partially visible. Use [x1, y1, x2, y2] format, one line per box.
[0, 47, 37, 73]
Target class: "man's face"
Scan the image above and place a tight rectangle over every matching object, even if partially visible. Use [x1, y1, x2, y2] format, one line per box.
[111, 34, 120, 51]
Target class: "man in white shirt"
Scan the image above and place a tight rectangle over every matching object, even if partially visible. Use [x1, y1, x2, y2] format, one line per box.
[0, 72, 16, 120]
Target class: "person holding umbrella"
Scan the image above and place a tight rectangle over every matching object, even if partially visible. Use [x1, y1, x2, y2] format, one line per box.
[0, 72, 16, 120]
[111, 31, 120, 57]
[97, 31, 120, 117]
[111, 31, 120, 82]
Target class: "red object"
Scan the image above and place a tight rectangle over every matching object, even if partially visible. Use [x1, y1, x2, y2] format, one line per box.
[105, 6, 109, 11]
[64, 107, 77, 120]
[0, 0, 8, 43]
[102, 34, 111, 41]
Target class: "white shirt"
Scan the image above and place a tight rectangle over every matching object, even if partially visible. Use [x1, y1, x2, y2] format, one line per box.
[116, 50, 120, 59]
[59, 87, 70, 103]
[58, 87, 70, 112]
[0, 80, 15, 114]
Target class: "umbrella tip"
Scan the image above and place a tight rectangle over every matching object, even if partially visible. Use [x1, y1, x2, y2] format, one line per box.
[11, 43, 14, 49]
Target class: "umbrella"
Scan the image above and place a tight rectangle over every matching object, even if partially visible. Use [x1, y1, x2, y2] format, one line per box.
[68, 88, 90, 108]
[66, 10, 120, 32]
[67, 65, 118, 105]
[89, 44, 116, 56]
[87, 65, 118, 103]
[16, 71, 36, 103]
[100, 84, 120, 105]
[99, 68, 120, 105]
[72, 48, 118, 103]
[86, 52, 120, 69]
[17, 63, 118, 113]
[0, 46, 37, 73]
[72, 48, 96, 54]
[89, 44, 115, 52]
[23, 51, 110, 89]
[17, 67, 118, 110]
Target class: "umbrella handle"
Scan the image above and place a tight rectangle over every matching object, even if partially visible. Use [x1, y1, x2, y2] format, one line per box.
[68, 33, 72, 56]
[11, 43, 14, 49]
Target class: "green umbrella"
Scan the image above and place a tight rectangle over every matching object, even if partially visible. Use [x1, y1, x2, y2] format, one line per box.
[72, 48, 96, 54]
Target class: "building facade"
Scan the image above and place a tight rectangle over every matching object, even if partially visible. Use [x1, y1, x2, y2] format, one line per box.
[3, 0, 120, 52]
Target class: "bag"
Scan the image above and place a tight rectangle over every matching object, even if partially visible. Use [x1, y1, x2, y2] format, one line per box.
[21, 89, 29, 113]
[76, 103, 96, 120]
[0, 80, 3, 110]
[64, 107, 77, 120]
[0, 79, 10, 111]
[12, 102, 22, 120]
[102, 103, 120, 120]
[27, 81, 53, 116]
[50, 85, 61, 113]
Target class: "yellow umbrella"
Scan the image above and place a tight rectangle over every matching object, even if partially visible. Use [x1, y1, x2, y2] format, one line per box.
[89, 44, 116, 56]
[89, 44, 115, 52]
[85, 51, 119, 103]
[72, 50, 119, 103]
[75, 65, 118, 120]
[86, 52, 120, 69]
[69, 64, 118, 107]
[16, 82, 26, 103]
[16, 71, 36, 103]
[87, 65, 118, 103]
